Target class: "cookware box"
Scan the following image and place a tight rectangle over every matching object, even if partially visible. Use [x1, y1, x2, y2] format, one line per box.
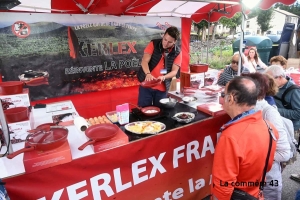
[23, 141, 72, 173]
[92, 128, 128, 153]
[0, 88, 30, 109]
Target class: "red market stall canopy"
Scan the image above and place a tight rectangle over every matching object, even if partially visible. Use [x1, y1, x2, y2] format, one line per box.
[4, 0, 297, 22]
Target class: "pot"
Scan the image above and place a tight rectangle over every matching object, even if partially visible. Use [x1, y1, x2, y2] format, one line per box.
[7, 126, 68, 159]
[189, 63, 209, 73]
[159, 97, 178, 108]
[0, 81, 24, 95]
[78, 124, 119, 150]
[4, 107, 29, 123]
[130, 103, 160, 117]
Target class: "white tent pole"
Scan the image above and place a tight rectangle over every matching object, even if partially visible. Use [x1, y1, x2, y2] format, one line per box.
[0, 102, 13, 154]
[237, 5, 245, 76]
[206, 12, 211, 64]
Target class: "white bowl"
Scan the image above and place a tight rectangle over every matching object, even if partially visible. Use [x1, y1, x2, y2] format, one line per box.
[172, 112, 195, 123]
[182, 96, 197, 103]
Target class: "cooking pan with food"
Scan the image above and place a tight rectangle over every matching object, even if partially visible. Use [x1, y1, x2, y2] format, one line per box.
[129, 103, 160, 117]
[78, 124, 119, 150]
[7, 126, 68, 159]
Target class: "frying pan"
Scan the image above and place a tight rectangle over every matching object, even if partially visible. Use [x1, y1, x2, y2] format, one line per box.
[0, 81, 24, 95]
[78, 124, 118, 150]
[129, 103, 160, 117]
[4, 107, 29, 123]
[140, 79, 161, 88]
[7, 126, 68, 159]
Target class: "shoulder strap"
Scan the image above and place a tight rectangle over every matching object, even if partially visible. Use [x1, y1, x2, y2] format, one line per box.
[260, 120, 274, 192]
[282, 85, 300, 101]
[274, 85, 300, 108]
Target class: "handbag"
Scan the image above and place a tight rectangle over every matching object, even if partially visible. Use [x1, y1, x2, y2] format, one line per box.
[231, 120, 274, 200]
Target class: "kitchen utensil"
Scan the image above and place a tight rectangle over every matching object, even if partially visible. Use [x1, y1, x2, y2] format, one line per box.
[140, 79, 161, 88]
[78, 124, 119, 150]
[159, 97, 178, 108]
[129, 103, 160, 117]
[124, 121, 166, 135]
[189, 63, 209, 73]
[4, 107, 29, 123]
[7, 126, 68, 159]
[27, 123, 57, 133]
[172, 112, 195, 123]
[0, 81, 24, 95]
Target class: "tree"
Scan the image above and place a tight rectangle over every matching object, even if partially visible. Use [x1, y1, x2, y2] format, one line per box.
[275, 2, 300, 16]
[193, 20, 208, 41]
[256, 8, 274, 33]
[219, 13, 242, 34]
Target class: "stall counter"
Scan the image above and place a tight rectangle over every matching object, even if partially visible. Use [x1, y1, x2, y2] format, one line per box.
[2, 100, 230, 200]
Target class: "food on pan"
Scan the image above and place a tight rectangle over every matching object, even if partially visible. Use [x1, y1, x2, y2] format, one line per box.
[144, 109, 158, 114]
[177, 113, 190, 119]
[125, 121, 165, 134]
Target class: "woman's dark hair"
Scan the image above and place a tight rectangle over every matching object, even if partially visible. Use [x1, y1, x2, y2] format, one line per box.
[165, 26, 180, 41]
[247, 47, 259, 63]
[227, 76, 259, 106]
[242, 72, 269, 100]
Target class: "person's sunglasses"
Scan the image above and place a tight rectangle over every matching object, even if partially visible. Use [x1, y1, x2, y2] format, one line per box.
[231, 60, 239, 65]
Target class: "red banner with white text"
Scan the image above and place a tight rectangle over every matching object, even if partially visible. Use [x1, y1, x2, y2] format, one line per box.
[4, 115, 229, 200]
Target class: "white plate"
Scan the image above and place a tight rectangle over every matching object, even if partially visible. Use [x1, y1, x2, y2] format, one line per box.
[124, 121, 166, 134]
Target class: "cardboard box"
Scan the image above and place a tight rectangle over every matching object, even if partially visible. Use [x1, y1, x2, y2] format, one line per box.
[197, 102, 226, 117]
[180, 72, 205, 92]
[0, 88, 30, 109]
[92, 128, 128, 153]
[23, 141, 72, 173]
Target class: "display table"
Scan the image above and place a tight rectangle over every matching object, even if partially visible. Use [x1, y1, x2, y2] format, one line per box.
[2, 100, 230, 200]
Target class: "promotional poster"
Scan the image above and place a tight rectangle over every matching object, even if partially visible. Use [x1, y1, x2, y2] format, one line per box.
[0, 13, 181, 100]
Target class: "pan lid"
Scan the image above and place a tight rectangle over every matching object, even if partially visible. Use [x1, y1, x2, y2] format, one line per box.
[85, 124, 118, 141]
[27, 127, 68, 144]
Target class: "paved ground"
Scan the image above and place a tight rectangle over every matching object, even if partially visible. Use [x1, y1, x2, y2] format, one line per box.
[282, 154, 300, 200]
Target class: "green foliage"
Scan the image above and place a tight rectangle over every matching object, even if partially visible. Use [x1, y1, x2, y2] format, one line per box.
[247, 7, 259, 19]
[208, 56, 232, 69]
[275, 2, 300, 16]
[219, 13, 242, 32]
[208, 45, 232, 53]
[189, 45, 232, 69]
[193, 21, 208, 35]
[257, 8, 274, 33]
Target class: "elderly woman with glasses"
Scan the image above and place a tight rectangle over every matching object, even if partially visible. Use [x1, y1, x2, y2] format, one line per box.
[242, 72, 291, 200]
[217, 54, 249, 86]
